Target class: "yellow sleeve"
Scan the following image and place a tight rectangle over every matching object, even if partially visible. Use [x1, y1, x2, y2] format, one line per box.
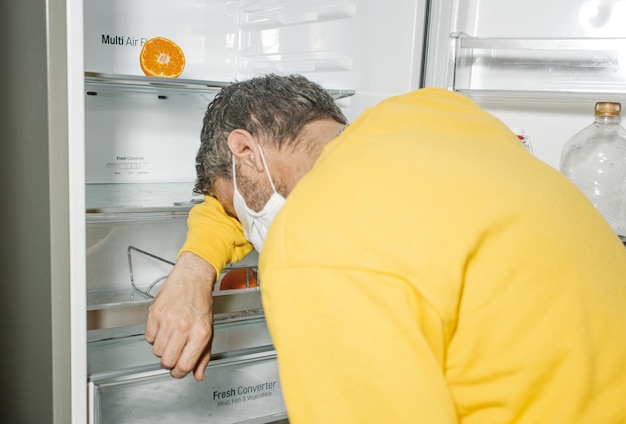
[179, 195, 253, 276]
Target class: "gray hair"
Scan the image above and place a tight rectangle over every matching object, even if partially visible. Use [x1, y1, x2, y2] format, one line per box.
[194, 74, 347, 195]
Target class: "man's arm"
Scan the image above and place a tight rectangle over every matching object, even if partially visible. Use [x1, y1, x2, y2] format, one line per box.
[145, 251, 216, 381]
[145, 196, 252, 381]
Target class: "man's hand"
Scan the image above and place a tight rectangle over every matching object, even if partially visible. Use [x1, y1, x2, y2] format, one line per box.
[145, 194, 253, 380]
[145, 251, 217, 381]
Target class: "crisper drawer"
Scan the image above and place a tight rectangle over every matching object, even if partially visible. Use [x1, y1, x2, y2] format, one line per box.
[89, 349, 287, 424]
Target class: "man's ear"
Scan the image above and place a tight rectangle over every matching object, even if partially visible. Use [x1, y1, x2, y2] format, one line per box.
[227, 129, 265, 172]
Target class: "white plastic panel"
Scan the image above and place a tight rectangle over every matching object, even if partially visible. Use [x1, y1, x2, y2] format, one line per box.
[424, 0, 626, 170]
[84, 0, 210, 78]
[467, 0, 626, 38]
[84, 92, 205, 183]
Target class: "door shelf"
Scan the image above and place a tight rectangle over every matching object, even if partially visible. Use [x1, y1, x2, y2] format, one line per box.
[85, 72, 356, 100]
[449, 35, 626, 104]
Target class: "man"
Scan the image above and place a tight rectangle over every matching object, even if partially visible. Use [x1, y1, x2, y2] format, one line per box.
[146, 74, 626, 423]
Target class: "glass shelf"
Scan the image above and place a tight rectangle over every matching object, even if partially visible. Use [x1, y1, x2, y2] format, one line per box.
[85, 72, 229, 96]
[87, 280, 264, 334]
[449, 35, 626, 104]
[85, 72, 356, 100]
[86, 182, 202, 214]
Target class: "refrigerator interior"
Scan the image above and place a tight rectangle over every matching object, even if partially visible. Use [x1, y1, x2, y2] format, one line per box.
[83, 0, 427, 322]
[423, 0, 626, 171]
[82, 0, 427, 422]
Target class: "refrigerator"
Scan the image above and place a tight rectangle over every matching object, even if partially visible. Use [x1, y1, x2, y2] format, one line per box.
[3, 0, 625, 422]
[81, 1, 427, 423]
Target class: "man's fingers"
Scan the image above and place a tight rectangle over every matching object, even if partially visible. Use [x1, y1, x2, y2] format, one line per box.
[144, 306, 159, 344]
[160, 328, 188, 370]
[145, 299, 169, 346]
[169, 329, 212, 379]
[193, 348, 213, 382]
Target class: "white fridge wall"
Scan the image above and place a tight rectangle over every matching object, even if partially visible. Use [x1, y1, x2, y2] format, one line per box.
[462, 0, 626, 38]
[234, 0, 427, 121]
[84, 0, 426, 184]
[425, 0, 626, 170]
[84, 0, 424, 89]
[84, 93, 206, 183]
[84, 0, 209, 78]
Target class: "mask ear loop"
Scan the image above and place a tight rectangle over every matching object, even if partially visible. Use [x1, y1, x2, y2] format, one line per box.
[231, 154, 238, 190]
[256, 143, 278, 194]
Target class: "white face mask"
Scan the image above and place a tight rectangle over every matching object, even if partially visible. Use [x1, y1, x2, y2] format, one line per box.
[232, 145, 286, 252]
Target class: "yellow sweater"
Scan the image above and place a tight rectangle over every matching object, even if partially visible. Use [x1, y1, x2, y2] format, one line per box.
[181, 195, 253, 276]
[256, 88, 626, 423]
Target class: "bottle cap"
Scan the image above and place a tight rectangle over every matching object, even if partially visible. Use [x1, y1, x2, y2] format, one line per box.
[510, 127, 525, 139]
[594, 102, 621, 116]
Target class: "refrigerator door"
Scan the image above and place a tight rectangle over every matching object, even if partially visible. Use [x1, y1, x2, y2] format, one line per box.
[423, 0, 626, 170]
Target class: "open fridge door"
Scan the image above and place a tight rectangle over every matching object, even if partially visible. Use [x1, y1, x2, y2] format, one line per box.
[423, 0, 626, 170]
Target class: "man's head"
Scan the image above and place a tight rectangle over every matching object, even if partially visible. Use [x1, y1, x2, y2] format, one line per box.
[194, 74, 348, 250]
[194, 74, 347, 199]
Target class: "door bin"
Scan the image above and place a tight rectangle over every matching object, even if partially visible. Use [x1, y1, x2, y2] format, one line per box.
[89, 348, 287, 423]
